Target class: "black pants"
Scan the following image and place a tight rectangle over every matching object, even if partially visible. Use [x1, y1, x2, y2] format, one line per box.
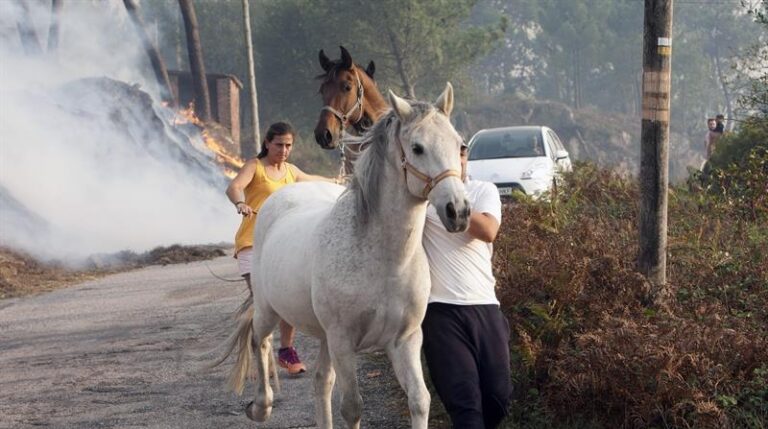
[422, 303, 512, 429]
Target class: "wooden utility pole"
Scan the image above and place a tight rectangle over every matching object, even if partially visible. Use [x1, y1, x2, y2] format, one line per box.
[241, 0, 261, 157]
[123, 0, 176, 107]
[639, 0, 674, 298]
[178, 0, 212, 121]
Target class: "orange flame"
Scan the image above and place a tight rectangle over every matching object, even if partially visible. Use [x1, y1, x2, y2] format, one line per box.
[174, 104, 244, 179]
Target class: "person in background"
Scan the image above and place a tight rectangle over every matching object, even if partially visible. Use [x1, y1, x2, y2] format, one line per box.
[226, 121, 337, 375]
[715, 114, 726, 133]
[705, 117, 722, 161]
[421, 142, 512, 428]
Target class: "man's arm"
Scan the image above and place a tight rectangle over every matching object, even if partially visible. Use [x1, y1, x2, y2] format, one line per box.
[467, 211, 500, 243]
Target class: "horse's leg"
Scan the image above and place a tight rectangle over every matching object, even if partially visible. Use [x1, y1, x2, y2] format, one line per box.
[328, 337, 362, 429]
[387, 330, 430, 429]
[313, 338, 336, 429]
[245, 309, 280, 422]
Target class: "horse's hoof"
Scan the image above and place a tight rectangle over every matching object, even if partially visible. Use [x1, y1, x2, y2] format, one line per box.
[245, 400, 272, 422]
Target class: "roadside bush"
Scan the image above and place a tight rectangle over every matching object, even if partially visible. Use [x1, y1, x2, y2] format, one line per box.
[700, 116, 768, 222]
[495, 161, 768, 428]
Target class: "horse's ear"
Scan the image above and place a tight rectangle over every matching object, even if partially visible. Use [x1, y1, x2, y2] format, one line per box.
[339, 45, 353, 70]
[435, 82, 454, 116]
[365, 61, 376, 78]
[319, 49, 332, 72]
[388, 89, 413, 120]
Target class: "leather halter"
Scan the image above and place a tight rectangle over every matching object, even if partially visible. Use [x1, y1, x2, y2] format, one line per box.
[394, 121, 462, 199]
[320, 69, 365, 131]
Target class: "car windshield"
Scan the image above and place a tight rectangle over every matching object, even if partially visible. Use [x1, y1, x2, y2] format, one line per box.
[468, 129, 545, 160]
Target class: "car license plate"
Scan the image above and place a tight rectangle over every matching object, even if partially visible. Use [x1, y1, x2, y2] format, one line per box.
[497, 187, 512, 196]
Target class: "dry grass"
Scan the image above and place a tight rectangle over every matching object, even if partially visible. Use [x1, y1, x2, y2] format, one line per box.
[0, 247, 109, 299]
[0, 244, 227, 300]
[495, 162, 768, 428]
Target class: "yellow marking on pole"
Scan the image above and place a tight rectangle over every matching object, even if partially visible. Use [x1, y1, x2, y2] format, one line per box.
[658, 46, 672, 56]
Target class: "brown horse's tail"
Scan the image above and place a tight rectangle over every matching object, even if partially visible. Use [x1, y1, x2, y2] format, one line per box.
[208, 294, 254, 395]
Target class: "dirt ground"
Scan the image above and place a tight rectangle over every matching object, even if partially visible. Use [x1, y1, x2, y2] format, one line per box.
[0, 253, 412, 428]
[0, 245, 227, 300]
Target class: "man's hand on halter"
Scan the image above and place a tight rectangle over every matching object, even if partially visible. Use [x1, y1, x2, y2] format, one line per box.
[235, 201, 254, 217]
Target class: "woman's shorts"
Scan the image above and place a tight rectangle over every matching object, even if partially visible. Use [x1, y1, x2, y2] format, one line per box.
[236, 247, 253, 277]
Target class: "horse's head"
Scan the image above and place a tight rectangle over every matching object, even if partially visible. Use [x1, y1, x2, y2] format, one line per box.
[388, 83, 470, 232]
[314, 46, 378, 149]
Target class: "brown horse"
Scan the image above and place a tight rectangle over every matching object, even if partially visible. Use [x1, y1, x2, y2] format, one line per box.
[314, 46, 387, 174]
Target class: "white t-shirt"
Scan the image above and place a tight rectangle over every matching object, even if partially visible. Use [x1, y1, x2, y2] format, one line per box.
[423, 179, 502, 305]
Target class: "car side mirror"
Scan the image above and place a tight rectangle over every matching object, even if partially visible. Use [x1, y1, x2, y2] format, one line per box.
[555, 149, 569, 160]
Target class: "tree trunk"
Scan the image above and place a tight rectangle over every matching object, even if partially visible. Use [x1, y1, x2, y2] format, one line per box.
[123, 0, 176, 107]
[569, 47, 585, 110]
[47, 0, 62, 53]
[241, 0, 260, 158]
[178, 0, 211, 121]
[712, 37, 734, 131]
[386, 27, 416, 98]
[175, 9, 183, 69]
[570, 50, 579, 108]
[16, 0, 42, 55]
[575, 48, 583, 109]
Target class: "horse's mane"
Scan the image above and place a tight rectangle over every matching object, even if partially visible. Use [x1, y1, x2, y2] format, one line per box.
[345, 101, 437, 225]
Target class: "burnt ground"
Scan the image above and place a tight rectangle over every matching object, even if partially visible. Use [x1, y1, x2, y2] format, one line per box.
[0, 254, 412, 428]
[0, 245, 227, 300]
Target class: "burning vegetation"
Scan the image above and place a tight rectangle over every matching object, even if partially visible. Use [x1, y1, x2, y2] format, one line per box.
[173, 103, 244, 178]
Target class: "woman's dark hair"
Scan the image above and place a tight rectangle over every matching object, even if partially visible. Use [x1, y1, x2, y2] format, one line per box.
[256, 122, 296, 159]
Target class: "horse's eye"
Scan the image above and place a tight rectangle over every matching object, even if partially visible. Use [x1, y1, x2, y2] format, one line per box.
[412, 143, 424, 155]
[342, 82, 352, 92]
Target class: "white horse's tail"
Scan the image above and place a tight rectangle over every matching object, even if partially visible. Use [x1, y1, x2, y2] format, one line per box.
[209, 294, 279, 396]
[228, 297, 255, 395]
[206, 294, 253, 395]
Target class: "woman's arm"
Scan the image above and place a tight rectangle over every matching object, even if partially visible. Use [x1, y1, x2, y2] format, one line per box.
[291, 165, 340, 184]
[226, 159, 259, 216]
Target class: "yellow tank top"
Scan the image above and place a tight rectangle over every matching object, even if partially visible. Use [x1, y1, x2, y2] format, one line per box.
[234, 160, 296, 256]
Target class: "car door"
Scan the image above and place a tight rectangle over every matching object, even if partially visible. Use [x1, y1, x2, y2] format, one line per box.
[547, 130, 572, 172]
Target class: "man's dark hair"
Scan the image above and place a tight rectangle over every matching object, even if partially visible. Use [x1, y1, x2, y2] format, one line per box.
[257, 122, 296, 159]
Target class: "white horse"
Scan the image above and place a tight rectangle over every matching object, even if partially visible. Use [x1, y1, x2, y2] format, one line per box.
[223, 83, 469, 429]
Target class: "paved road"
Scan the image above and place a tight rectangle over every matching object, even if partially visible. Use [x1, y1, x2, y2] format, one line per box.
[0, 255, 410, 428]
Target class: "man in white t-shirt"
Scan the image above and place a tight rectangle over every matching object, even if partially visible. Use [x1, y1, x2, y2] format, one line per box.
[422, 143, 512, 428]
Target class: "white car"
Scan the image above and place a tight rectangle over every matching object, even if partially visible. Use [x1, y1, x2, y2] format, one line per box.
[466, 126, 572, 198]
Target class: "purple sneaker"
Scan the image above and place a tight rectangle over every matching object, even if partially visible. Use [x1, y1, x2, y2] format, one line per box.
[278, 347, 306, 375]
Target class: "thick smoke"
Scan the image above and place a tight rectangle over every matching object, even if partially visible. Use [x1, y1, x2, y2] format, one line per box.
[0, 1, 237, 261]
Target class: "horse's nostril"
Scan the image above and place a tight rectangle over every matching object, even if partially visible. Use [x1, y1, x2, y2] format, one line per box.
[446, 202, 457, 220]
[324, 130, 333, 145]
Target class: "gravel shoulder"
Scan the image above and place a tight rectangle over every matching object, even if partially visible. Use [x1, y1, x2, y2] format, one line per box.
[0, 255, 410, 428]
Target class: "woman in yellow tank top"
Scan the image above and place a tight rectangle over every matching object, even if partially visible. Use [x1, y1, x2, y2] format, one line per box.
[226, 122, 337, 375]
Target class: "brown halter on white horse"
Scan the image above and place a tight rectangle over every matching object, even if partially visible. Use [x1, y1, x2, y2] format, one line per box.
[394, 120, 462, 198]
